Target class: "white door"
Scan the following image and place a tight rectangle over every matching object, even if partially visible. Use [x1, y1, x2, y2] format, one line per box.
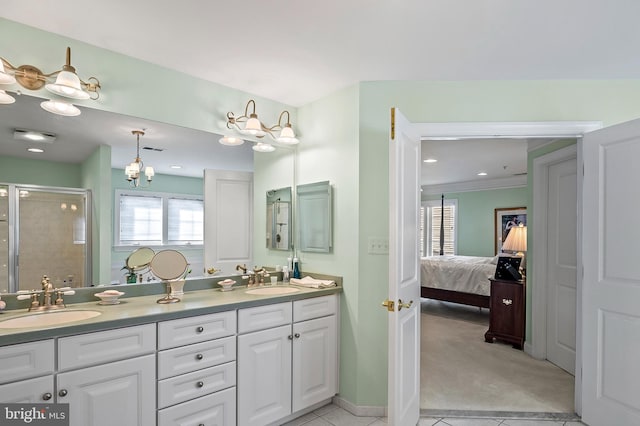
[581, 119, 640, 426]
[546, 158, 577, 375]
[388, 107, 421, 425]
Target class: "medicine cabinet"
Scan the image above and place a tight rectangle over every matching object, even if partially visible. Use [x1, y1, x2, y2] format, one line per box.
[296, 181, 332, 253]
[266, 187, 292, 251]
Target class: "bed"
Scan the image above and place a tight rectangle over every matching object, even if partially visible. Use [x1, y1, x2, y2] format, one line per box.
[420, 255, 498, 308]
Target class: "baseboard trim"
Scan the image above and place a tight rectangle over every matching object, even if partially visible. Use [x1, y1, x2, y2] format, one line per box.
[332, 396, 386, 417]
[421, 409, 581, 421]
[524, 341, 533, 357]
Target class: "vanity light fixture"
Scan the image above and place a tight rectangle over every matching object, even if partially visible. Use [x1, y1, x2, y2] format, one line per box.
[27, 148, 44, 153]
[220, 99, 299, 151]
[125, 130, 155, 187]
[0, 47, 101, 116]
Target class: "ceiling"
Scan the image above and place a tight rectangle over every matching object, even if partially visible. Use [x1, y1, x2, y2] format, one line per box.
[1, 1, 632, 183]
[2, 1, 639, 107]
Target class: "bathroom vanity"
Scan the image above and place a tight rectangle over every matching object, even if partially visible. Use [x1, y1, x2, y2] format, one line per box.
[0, 284, 341, 426]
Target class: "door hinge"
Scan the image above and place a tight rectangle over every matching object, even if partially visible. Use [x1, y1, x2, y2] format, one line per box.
[390, 108, 395, 140]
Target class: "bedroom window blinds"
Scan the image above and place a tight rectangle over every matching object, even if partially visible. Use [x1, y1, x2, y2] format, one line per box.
[421, 199, 457, 256]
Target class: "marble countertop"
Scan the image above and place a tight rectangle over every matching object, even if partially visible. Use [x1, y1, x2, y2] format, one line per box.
[0, 284, 342, 346]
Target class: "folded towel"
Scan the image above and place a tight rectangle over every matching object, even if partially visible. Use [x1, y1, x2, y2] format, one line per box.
[290, 276, 336, 289]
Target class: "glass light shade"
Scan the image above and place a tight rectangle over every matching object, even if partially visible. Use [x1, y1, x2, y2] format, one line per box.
[276, 125, 299, 145]
[219, 136, 245, 146]
[144, 166, 155, 179]
[252, 142, 275, 153]
[45, 70, 90, 100]
[243, 115, 266, 137]
[0, 90, 15, 105]
[40, 100, 81, 116]
[502, 224, 527, 253]
[125, 162, 140, 179]
[0, 62, 16, 85]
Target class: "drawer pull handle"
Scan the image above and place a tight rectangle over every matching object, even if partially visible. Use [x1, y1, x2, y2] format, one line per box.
[196, 353, 204, 360]
[294, 333, 300, 338]
[42, 392, 52, 401]
[196, 381, 204, 388]
[196, 326, 204, 333]
[58, 389, 68, 397]
[502, 298, 513, 306]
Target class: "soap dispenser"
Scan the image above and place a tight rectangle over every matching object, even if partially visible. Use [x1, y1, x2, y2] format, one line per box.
[292, 257, 301, 279]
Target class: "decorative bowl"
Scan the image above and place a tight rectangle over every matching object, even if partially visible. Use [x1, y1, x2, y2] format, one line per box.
[217, 279, 236, 292]
[94, 290, 125, 305]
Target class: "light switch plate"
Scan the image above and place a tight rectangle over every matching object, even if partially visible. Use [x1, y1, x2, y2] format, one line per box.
[368, 237, 389, 254]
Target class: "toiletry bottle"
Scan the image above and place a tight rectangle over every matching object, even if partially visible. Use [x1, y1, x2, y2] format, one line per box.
[287, 256, 292, 271]
[293, 257, 301, 279]
[282, 266, 290, 283]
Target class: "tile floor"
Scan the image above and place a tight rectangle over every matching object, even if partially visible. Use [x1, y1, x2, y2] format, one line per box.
[281, 404, 587, 426]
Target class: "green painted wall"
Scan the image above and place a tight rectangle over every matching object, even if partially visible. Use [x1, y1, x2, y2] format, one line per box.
[0, 156, 82, 187]
[424, 188, 527, 257]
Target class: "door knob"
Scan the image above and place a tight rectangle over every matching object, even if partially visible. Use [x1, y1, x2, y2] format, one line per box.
[398, 299, 413, 311]
[381, 299, 395, 312]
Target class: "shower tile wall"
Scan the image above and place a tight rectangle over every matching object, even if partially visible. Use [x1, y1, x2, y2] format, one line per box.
[18, 195, 85, 291]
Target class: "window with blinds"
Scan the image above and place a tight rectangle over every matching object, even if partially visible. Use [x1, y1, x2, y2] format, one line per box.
[422, 199, 457, 257]
[117, 190, 203, 246]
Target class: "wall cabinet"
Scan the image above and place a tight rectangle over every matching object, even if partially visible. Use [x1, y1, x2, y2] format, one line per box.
[237, 295, 338, 426]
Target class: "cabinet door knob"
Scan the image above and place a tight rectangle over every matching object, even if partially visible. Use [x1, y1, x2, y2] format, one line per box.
[42, 392, 52, 401]
[502, 298, 513, 306]
[196, 326, 204, 333]
[58, 389, 68, 397]
[294, 333, 300, 338]
[196, 381, 204, 388]
[288, 335, 293, 340]
[196, 353, 204, 360]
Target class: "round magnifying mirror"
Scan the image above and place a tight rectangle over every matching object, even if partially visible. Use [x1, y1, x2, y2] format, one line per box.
[150, 250, 189, 281]
[126, 247, 155, 271]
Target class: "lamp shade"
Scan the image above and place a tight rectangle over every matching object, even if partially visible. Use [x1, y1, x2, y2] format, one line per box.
[40, 100, 81, 116]
[219, 136, 245, 146]
[502, 224, 527, 253]
[276, 124, 299, 145]
[252, 142, 275, 153]
[0, 61, 16, 85]
[0, 90, 15, 104]
[45, 70, 90, 100]
[243, 114, 266, 136]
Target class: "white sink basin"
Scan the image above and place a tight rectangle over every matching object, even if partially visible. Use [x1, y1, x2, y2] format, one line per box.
[245, 287, 300, 296]
[0, 310, 102, 329]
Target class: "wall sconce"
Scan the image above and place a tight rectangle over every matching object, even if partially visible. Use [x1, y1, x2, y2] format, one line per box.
[0, 47, 101, 116]
[125, 130, 155, 187]
[220, 99, 299, 152]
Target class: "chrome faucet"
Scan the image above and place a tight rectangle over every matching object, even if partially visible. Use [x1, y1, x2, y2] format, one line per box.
[17, 275, 76, 312]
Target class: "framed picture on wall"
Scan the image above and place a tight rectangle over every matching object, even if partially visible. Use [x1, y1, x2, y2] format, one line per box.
[494, 207, 527, 254]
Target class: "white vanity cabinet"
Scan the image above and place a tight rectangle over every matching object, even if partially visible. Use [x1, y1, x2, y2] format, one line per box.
[0, 340, 55, 403]
[56, 324, 157, 426]
[157, 310, 237, 426]
[238, 294, 338, 426]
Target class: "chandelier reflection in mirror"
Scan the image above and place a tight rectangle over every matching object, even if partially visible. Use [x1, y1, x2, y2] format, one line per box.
[219, 99, 299, 152]
[125, 130, 155, 187]
[0, 47, 101, 116]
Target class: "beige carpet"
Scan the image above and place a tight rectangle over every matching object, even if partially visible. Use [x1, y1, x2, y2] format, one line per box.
[420, 299, 575, 412]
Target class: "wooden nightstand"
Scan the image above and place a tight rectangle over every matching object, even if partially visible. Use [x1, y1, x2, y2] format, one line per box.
[484, 277, 526, 349]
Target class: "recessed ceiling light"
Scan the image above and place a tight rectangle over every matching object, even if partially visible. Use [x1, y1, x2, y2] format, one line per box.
[477, 172, 487, 176]
[424, 158, 437, 163]
[14, 129, 57, 143]
[170, 165, 182, 169]
[27, 148, 44, 153]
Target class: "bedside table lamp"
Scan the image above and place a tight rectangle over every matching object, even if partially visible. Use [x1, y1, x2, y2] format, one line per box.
[502, 223, 527, 276]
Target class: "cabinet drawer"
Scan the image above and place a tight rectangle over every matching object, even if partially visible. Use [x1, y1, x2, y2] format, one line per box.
[0, 376, 53, 403]
[58, 324, 156, 371]
[158, 311, 236, 350]
[158, 336, 236, 379]
[158, 361, 236, 409]
[0, 340, 54, 384]
[157, 387, 236, 426]
[293, 295, 337, 322]
[238, 302, 292, 334]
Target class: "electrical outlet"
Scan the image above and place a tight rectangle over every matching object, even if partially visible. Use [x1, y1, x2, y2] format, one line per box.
[368, 237, 389, 254]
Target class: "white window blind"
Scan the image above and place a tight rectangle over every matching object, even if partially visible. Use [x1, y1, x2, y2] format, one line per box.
[168, 198, 204, 244]
[119, 195, 162, 244]
[423, 199, 457, 256]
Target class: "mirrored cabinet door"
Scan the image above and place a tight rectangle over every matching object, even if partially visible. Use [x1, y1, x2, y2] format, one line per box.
[296, 181, 332, 253]
[266, 187, 292, 251]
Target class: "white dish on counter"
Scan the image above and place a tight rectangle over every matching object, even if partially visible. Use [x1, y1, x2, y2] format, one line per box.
[94, 290, 125, 305]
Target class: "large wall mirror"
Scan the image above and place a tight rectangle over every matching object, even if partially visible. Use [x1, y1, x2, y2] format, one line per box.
[266, 187, 292, 251]
[0, 94, 259, 293]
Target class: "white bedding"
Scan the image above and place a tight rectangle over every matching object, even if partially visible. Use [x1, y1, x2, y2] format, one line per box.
[420, 255, 497, 296]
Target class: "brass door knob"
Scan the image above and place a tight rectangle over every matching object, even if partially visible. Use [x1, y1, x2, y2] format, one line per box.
[398, 299, 413, 311]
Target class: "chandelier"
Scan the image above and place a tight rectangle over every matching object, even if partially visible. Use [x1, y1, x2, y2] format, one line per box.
[219, 99, 299, 152]
[125, 130, 155, 187]
[0, 47, 101, 116]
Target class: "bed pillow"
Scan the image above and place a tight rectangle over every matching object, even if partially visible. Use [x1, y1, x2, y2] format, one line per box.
[489, 255, 499, 265]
